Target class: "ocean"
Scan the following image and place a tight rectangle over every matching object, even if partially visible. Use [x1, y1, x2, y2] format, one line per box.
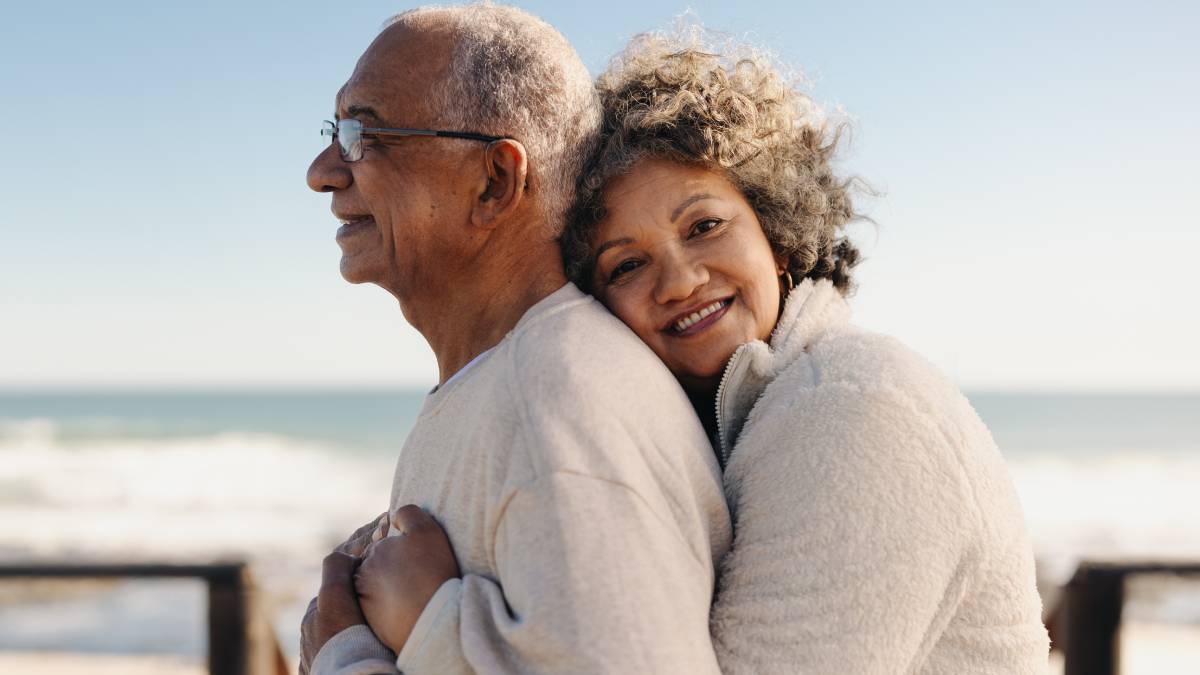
[1, 390, 1198, 670]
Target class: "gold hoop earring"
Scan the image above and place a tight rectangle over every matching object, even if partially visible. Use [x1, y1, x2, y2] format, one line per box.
[781, 269, 794, 292]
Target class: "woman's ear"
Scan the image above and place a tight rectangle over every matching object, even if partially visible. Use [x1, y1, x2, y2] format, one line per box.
[774, 251, 790, 277]
[472, 139, 529, 230]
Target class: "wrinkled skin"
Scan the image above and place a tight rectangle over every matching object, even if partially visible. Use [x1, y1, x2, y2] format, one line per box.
[299, 513, 387, 674]
[298, 507, 458, 672]
[355, 506, 461, 653]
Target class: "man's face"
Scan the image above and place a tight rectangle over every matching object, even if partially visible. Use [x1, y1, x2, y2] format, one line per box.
[306, 22, 478, 300]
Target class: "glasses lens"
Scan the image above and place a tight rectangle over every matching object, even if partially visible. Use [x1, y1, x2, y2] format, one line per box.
[336, 119, 362, 162]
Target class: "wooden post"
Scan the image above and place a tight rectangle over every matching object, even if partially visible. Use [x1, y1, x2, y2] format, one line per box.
[207, 565, 250, 675]
[1063, 563, 1125, 675]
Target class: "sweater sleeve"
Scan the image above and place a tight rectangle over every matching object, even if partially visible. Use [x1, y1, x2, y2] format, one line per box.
[395, 471, 722, 674]
[711, 385, 982, 674]
[311, 624, 397, 675]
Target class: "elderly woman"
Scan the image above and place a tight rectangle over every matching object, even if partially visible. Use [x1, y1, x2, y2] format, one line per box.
[557, 34, 1049, 673]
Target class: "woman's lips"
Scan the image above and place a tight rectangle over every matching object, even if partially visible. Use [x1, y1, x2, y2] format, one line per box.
[666, 298, 733, 337]
[336, 216, 375, 239]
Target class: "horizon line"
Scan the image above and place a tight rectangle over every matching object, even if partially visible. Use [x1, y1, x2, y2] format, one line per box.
[2, 383, 1198, 397]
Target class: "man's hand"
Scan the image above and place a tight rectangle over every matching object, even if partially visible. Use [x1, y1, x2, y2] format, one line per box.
[299, 513, 390, 674]
[299, 552, 369, 672]
[355, 505, 461, 654]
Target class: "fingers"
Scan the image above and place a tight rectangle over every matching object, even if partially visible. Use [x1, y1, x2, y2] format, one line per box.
[336, 511, 389, 557]
[315, 552, 366, 644]
[299, 595, 319, 673]
[371, 517, 389, 544]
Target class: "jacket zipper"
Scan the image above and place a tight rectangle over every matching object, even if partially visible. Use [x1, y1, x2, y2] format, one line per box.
[713, 345, 749, 470]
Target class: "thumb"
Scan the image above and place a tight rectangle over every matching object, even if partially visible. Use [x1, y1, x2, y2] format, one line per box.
[321, 551, 358, 587]
[317, 552, 365, 640]
[391, 504, 435, 534]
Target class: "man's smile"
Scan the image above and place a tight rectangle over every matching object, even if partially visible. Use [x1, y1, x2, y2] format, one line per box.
[336, 215, 376, 239]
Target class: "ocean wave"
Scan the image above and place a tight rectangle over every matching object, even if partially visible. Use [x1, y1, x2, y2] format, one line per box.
[0, 428, 395, 565]
[3, 420, 1199, 569]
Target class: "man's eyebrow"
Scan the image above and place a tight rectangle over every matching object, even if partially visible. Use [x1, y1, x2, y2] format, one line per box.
[592, 237, 633, 265]
[342, 105, 383, 122]
[670, 193, 715, 222]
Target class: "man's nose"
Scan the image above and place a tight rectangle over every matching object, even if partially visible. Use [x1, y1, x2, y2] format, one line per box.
[306, 143, 352, 193]
[653, 249, 709, 306]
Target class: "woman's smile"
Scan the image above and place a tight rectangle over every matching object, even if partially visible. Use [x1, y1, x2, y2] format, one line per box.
[663, 297, 733, 336]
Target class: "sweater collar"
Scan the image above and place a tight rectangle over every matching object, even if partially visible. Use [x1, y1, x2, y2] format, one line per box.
[420, 283, 583, 415]
[714, 278, 852, 465]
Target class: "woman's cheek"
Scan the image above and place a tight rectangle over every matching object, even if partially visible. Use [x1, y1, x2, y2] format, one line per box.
[605, 293, 640, 334]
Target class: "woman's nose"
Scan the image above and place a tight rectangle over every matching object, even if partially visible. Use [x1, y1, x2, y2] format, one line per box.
[306, 143, 352, 193]
[653, 250, 709, 305]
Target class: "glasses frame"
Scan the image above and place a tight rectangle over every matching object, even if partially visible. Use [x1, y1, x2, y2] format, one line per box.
[321, 119, 507, 162]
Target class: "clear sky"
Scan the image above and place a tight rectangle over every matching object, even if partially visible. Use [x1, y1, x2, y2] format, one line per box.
[1, 0, 1196, 391]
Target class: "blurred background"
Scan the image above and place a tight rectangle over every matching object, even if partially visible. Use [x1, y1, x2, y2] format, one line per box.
[1, 0, 1197, 672]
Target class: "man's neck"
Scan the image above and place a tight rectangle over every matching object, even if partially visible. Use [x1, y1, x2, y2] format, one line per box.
[405, 241, 567, 386]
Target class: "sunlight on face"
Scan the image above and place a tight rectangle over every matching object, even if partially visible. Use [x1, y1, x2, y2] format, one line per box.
[305, 21, 473, 302]
[590, 159, 785, 395]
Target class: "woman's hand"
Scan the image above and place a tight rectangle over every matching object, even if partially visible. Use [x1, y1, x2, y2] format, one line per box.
[355, 505, 461, 654]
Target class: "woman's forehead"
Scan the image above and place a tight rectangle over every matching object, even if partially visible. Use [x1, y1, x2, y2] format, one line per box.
[604, 161, 736, 215]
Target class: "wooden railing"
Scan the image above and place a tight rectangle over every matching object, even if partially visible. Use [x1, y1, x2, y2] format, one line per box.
[1054, 561, 1200, 675]
[7, 558, 1200, 674]
[0, 562, 289, 675]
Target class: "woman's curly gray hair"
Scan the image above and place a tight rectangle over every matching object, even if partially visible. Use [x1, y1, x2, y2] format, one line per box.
[561, 32, 863, 294]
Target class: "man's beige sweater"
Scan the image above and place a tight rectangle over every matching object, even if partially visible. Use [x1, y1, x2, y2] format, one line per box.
[313, 283, 732, 674]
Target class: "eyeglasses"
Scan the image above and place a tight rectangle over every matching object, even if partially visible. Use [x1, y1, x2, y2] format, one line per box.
[321, 119, 507, 162]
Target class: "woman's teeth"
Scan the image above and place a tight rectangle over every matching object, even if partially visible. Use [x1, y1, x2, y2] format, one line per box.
[673, 299, 727, 332]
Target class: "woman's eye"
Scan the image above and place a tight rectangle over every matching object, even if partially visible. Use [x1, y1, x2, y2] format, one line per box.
[691, 218, 723, 236]
[608, 259, 642, 282]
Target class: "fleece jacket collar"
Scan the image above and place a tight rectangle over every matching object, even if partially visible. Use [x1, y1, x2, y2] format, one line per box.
[714, 278, 852, 465]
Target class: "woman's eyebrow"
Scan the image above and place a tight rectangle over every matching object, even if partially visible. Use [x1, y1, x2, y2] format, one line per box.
[592, 237, 633, 264]
[670, 193, 714, 222]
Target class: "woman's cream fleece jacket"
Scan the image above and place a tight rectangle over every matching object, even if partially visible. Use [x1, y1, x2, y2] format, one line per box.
[709, 279, 1049, 674]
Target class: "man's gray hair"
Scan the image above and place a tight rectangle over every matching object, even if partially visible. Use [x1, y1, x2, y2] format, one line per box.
[387, 4, 600, 236]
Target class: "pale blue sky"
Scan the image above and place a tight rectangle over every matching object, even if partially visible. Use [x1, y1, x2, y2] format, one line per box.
[2, 0, 1197, 390]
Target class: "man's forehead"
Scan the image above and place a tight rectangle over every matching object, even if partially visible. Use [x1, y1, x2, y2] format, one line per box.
[334, 66, 421, 124]
[334, 21, 453, 123]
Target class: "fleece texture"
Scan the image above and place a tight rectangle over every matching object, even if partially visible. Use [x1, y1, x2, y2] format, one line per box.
[313, 283, 732, 675]
[708, 278, 1050, 674]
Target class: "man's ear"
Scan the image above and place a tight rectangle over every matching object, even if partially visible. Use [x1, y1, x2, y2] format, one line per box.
[472, 139, 528, 230]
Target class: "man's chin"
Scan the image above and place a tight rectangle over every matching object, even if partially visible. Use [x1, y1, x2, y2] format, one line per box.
[338, 257, 380, 285]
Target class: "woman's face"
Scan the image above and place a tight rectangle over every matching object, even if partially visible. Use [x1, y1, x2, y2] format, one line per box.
[590, 159, 785, 394]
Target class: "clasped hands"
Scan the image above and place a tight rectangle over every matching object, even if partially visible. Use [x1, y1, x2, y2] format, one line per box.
[300, 505, 459, 673]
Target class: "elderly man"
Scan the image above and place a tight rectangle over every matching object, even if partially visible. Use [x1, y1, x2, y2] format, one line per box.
[302, 4, 730, 674]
